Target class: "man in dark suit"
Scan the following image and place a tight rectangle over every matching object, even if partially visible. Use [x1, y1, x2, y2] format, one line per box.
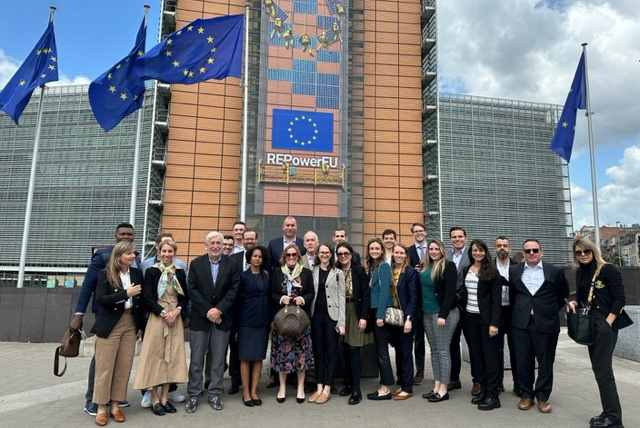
[185, 231, 240, 413]
[408, 222, 427, 385]
[332, 227, 361, 265]
[509, 238, 568, 414]
[69, 222, 138, 417]
[226, 228, 259, 394]
[493, 236, 520, 396]
[445, 226, 479, 394]
[267, 216, 305, 269]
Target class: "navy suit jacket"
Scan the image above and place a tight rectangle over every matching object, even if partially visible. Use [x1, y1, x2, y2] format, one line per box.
[187, 254, 240, 332]
[509, 262, 569, 334]
[395, 267, 419, 320]
[267, 236, 306, 270]
[236, 269, 271, 328]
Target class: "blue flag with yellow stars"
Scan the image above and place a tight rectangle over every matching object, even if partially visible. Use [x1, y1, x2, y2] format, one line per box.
[88, 17, 146, 132]
[0, 21, 58, 125]
[550, 52, 586, 163]
[135, 14, 244, 84]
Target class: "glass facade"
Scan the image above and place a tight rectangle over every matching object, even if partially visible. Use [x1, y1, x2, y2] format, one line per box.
[0, 84, 159, 286]
[426, 93, 573, 264]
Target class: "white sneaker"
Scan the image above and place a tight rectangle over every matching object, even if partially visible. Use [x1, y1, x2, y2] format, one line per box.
[168, 390, 186, 403]
[141, 391, 152, 408]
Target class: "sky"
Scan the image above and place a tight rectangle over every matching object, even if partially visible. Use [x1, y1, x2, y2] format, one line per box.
[1, 0, 639, 231]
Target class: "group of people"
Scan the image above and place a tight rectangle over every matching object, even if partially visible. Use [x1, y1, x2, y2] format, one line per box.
[71, 217, 631, 428]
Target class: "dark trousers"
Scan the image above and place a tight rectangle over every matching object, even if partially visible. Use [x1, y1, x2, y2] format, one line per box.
[450, 309, 478, 383]
[227, 325, 241, 386]
[311, 311, 338, 386]
[463, 313, 501, 399]
[343, 344, 363, 393]
[388, 324, 415, 392]
[413, 313, 425, 375]
[513, 317, 558, 401]
[85, 356, 96, 405]
[498, 305, 518, 390]
[372, 314, 395, 386]
[588, 315, 622, 423]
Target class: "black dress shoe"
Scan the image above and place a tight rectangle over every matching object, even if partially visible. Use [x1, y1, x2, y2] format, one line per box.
[243, 399, 255, 407]
[591, 416, 624, 428]
[330, 385, 339, 394]
[367, 391, 392, 401]
[590, 414, 605, 424]
[471, 393, 486, 405]
[276, 396, 286, 403]
[208, 396, 223, 411]
[162, 401, 177, 413]
[348, 392, 362, 405]
[185, 398, 198, 413]
[478, 397, 501, 411]
[252, 398, 262, 406]
[422, 390, 436, 400]
[228, 384, 240, 395]
[339, 386, 353, 397]
[151, 403, 166, 416]
[428, 392, 450, 403]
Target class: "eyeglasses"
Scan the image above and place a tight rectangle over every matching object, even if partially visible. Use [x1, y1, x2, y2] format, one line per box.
[285, 253, 298, 258]
[574, 249, 592, 256]
[337, 252, 351, 257]
[523, 248, 540, 254]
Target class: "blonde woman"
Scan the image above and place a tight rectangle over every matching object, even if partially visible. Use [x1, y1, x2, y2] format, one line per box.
[91, 241, 145, 426]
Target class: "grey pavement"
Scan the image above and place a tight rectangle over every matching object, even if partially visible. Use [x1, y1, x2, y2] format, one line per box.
[1, 330, 639, 428]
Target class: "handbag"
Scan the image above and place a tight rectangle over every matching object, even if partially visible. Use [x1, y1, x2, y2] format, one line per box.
[384, 276, 404, 326]
[273, 304, 310, 338]
[54, 327, 82, 377]
[566, 272, 597, 346]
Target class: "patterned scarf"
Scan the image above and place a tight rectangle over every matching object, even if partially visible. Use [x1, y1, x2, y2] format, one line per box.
[280, 263, 304, 295]
[154, 262, 184, 298]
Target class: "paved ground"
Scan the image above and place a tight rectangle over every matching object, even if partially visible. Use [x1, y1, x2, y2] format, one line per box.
[1, 330, 639, 428]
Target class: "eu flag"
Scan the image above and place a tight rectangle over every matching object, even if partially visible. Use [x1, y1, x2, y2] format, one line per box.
[0, 21, 58, 124]
[272, 109, 333, 152]
[135, 14, 243, 84]
[88, 17, 146, 132]
[549, 52, 586, 162]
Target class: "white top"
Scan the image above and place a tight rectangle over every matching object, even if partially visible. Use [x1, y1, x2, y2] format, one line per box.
[119, 270, 133, 309]
[231, 245, 244, 255]
[464, 270, 480, 314]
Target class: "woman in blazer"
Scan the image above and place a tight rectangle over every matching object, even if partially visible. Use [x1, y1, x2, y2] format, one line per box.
[568, 238, 633, 428]
[91, 240, 145, 426]
[335, 242, 372, 405]
[459, 239, 502, 411]
[421, 239, 459, 403]
[365, 238, 395, 401]
[270, 244, 315, 403]
[133, 239, 188, 416]
[387, 244, 418, 400]
[308, 243, 345, 404]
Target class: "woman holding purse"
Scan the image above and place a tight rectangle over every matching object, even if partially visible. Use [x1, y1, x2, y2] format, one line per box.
[92, 240, 145, 426]
[567, 238, 633, 428]
[308, 243, 345, 404]
[133, 239, 188, 416]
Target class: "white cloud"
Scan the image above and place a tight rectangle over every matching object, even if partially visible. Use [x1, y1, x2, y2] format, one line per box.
[570, 183, 588, 199]
[0, 48, 90, 89]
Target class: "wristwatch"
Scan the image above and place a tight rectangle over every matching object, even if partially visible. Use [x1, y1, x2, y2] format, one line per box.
[406, 315, 412, 321]
[160, 309, 167, 318]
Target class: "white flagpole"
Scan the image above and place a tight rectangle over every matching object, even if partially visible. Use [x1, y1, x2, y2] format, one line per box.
[17, 5, 56, 288]
[582, 43, 600, 246]
[129, 3, 150, 227]
[239, 3, 250, 222]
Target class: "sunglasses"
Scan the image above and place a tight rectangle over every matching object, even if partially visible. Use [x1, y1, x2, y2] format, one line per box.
[285, 253, 298, 258]
[337, 252, 351, 257]
[574, 249, 592, 256]
[523, 248, 540, 254]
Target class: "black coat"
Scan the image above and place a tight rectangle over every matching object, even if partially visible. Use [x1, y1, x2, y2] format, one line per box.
[270, 266, 314, 317]
[91, 268, 145, 338]
[236, 269, 271, 328]
[459, 265, 502, 327]
[187, 254, 240, 332]
[348, 263, 370, 321]
[142, 265, 189, 318]
[576, 261, 633, 330]
[433, 261, 458, 319]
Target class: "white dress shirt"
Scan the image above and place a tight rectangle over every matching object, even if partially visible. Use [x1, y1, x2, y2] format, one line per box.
[522, 261, 544, 314]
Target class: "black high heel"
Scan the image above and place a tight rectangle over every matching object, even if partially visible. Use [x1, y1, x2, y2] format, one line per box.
[276, 396, 285, 404]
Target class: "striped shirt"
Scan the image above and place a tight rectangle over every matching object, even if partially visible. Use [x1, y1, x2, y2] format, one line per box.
[465, 270, 480, 314]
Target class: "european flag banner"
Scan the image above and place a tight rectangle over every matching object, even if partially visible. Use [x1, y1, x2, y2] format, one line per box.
[272, 109, 333, 152]
[549, 52, 586, 162]
[0, 21, 58, 124]
[135, 14, 243, 84]
[88, 17, 146, 132]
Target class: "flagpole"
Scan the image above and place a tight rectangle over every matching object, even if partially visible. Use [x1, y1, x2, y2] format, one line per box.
[17, 5, 56, 289]
[239, 3, 250, 222]
[582, 43, 600, 247]
[129, 3, 150, 227]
